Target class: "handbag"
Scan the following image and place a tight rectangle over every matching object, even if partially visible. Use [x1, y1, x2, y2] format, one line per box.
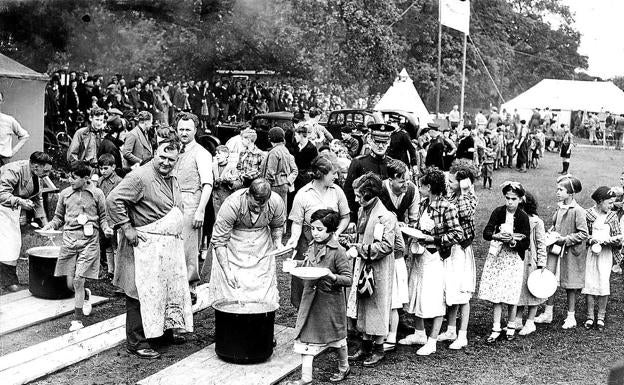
[357, 245, 375, 298]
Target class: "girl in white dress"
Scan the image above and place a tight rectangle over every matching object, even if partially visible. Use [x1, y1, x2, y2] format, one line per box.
[582, 186, 622, 331]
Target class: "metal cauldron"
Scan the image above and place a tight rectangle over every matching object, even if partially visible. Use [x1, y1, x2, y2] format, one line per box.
[27, 246, 73, 299]
[212, 299, 279, 364]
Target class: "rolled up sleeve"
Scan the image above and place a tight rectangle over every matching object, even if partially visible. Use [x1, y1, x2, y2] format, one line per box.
[106, 175, 143, 227]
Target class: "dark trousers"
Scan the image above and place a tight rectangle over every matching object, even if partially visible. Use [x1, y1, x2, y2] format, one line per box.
[0, 262, 18, 286]
[126, 295, 173, 350]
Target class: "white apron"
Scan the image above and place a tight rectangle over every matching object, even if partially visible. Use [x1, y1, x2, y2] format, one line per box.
[209, 226, 278, 306]
[180, 191, 201, 283]
[134, 207, 193, 338]
[443, 244, 476, 305]
[0, 205, 21, 264]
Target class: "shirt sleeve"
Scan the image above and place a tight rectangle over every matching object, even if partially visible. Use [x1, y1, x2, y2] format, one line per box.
[210, 196, 238, 248]
[264, 151, 279, 185]
[11, 117, 29, 139]
[288, 190, 306, 224]
[106, 174, 144, 227]
[0, 166, 20, 207]
[67, 131, 83, 163]
[95, 190, 110, 231]
[196, 149, 214, 188]
[435, 203, 464, 248]
[122, 133, 141, 165]
[49, 191, 66, 230]
[269, 194, 286, 229]
[336, 187, 350, 218]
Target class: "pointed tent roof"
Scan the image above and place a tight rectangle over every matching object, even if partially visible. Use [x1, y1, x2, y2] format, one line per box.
[0, 53, 48, 81]
[501, 79, 624, 114]
[375, 68, 433, 126]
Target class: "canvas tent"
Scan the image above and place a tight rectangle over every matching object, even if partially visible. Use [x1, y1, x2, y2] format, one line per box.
[0, 53, 48, 161]
[501, 79, 624, 124]
[375, 68, 433, 127]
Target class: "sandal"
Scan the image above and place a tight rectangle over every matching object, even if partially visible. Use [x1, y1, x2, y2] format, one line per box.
[597, 319, 605, 331]
[584, 319, 594, 330]
[486, 329, 501, 343]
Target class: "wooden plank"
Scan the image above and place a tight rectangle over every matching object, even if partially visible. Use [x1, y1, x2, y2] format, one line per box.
[2, 326, 127, 385]
[0, 294, 109, 336]
[0, 314, 125, 372]
[137, 325, 324, 385]
[0, 290, 31, 304]
[0, 283, 213, 385]
[138, 325, 289, 385]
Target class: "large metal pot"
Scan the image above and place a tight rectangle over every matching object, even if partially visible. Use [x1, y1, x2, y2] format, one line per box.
[27, 246, 73, 299]
[212, 299, 279, 364]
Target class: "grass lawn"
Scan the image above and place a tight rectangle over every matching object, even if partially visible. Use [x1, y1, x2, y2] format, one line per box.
[2, 146, 624, 384]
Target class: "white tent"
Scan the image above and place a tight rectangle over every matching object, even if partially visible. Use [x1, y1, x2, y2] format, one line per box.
[375, 68, 433, 126]
[501, 79, 624, 119]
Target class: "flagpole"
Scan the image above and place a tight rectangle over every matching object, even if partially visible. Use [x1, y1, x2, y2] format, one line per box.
[460, 32, 467, 119]
[436, 0, 442, 118]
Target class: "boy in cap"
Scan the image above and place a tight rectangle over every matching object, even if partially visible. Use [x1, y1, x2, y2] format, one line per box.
[424, 123, 445, 170]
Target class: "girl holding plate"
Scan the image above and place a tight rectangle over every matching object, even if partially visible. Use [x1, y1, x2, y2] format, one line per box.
[582, 186, 622, 331]
[287, 209, 352, 385]
[535, 174, 588, 328]
[478, 181, 530, 342]
[398, 167, 463, 355]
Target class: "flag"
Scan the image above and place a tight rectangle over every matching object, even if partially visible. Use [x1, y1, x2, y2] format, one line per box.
[440, 0, 470, 35]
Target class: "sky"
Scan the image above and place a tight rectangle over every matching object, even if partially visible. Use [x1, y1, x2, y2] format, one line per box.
[563, 0, 624, 79]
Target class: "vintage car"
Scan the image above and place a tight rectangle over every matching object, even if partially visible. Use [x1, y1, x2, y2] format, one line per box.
[325, 108, 421, 139]
[211, 111, 308, 151]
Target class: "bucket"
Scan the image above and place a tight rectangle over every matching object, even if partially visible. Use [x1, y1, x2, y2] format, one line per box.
[27, 246, 73, 299]
[212, 299, 279, 364]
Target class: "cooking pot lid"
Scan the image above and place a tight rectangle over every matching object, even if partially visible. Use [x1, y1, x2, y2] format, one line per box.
[212, 299, 279, 314]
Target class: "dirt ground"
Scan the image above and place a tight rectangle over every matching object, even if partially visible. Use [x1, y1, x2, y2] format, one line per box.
[2, 147, 624, 384]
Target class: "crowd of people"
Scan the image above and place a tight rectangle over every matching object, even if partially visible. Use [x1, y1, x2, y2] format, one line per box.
[2, 73, 623, 384]
[44, 70, 361, 137]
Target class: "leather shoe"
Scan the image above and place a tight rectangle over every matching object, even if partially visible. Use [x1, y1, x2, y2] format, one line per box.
[171, 334, 187, 345]
[347, 348, 369, 361]
[127, 347, 161, 359]
[363, 351, 384, 367]
[6, 284, 20, 292]
[329, 366, 351, 382]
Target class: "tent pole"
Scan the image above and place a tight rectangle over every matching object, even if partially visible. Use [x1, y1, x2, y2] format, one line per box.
[460, 32, 467, 121]
[436, 2, 442, 118]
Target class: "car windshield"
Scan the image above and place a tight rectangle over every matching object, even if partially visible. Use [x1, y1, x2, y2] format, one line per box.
[254, 117, 293, 131]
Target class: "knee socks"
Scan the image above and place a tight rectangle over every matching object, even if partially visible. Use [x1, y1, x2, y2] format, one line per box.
[562, 161, 569, 174]
[302, 354, 314, 382]
[338, 345, 349, 372]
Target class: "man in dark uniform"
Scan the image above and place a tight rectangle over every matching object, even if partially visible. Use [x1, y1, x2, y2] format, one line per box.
[343, 123, 395, 222]
[425, 123, 445, 170]
[387, 122, 418, 173]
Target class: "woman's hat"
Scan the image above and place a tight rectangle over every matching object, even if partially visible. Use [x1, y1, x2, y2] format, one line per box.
[527, 269, 557, 299]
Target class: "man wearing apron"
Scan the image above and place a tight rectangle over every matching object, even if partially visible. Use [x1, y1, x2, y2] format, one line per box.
[0, 152, 52, 291]
[107, 141, 193, 359]
[209, 178, 286, 306]
[173, 113, 213, 301]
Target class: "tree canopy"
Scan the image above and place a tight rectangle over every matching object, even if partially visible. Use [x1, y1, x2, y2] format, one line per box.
[0, 0, 590, 110]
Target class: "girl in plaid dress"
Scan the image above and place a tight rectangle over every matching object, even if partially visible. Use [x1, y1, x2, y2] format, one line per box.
[582, 187, 622, 331]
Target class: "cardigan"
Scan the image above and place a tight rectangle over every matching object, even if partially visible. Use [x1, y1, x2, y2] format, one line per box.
[483, 205, 531, 258]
